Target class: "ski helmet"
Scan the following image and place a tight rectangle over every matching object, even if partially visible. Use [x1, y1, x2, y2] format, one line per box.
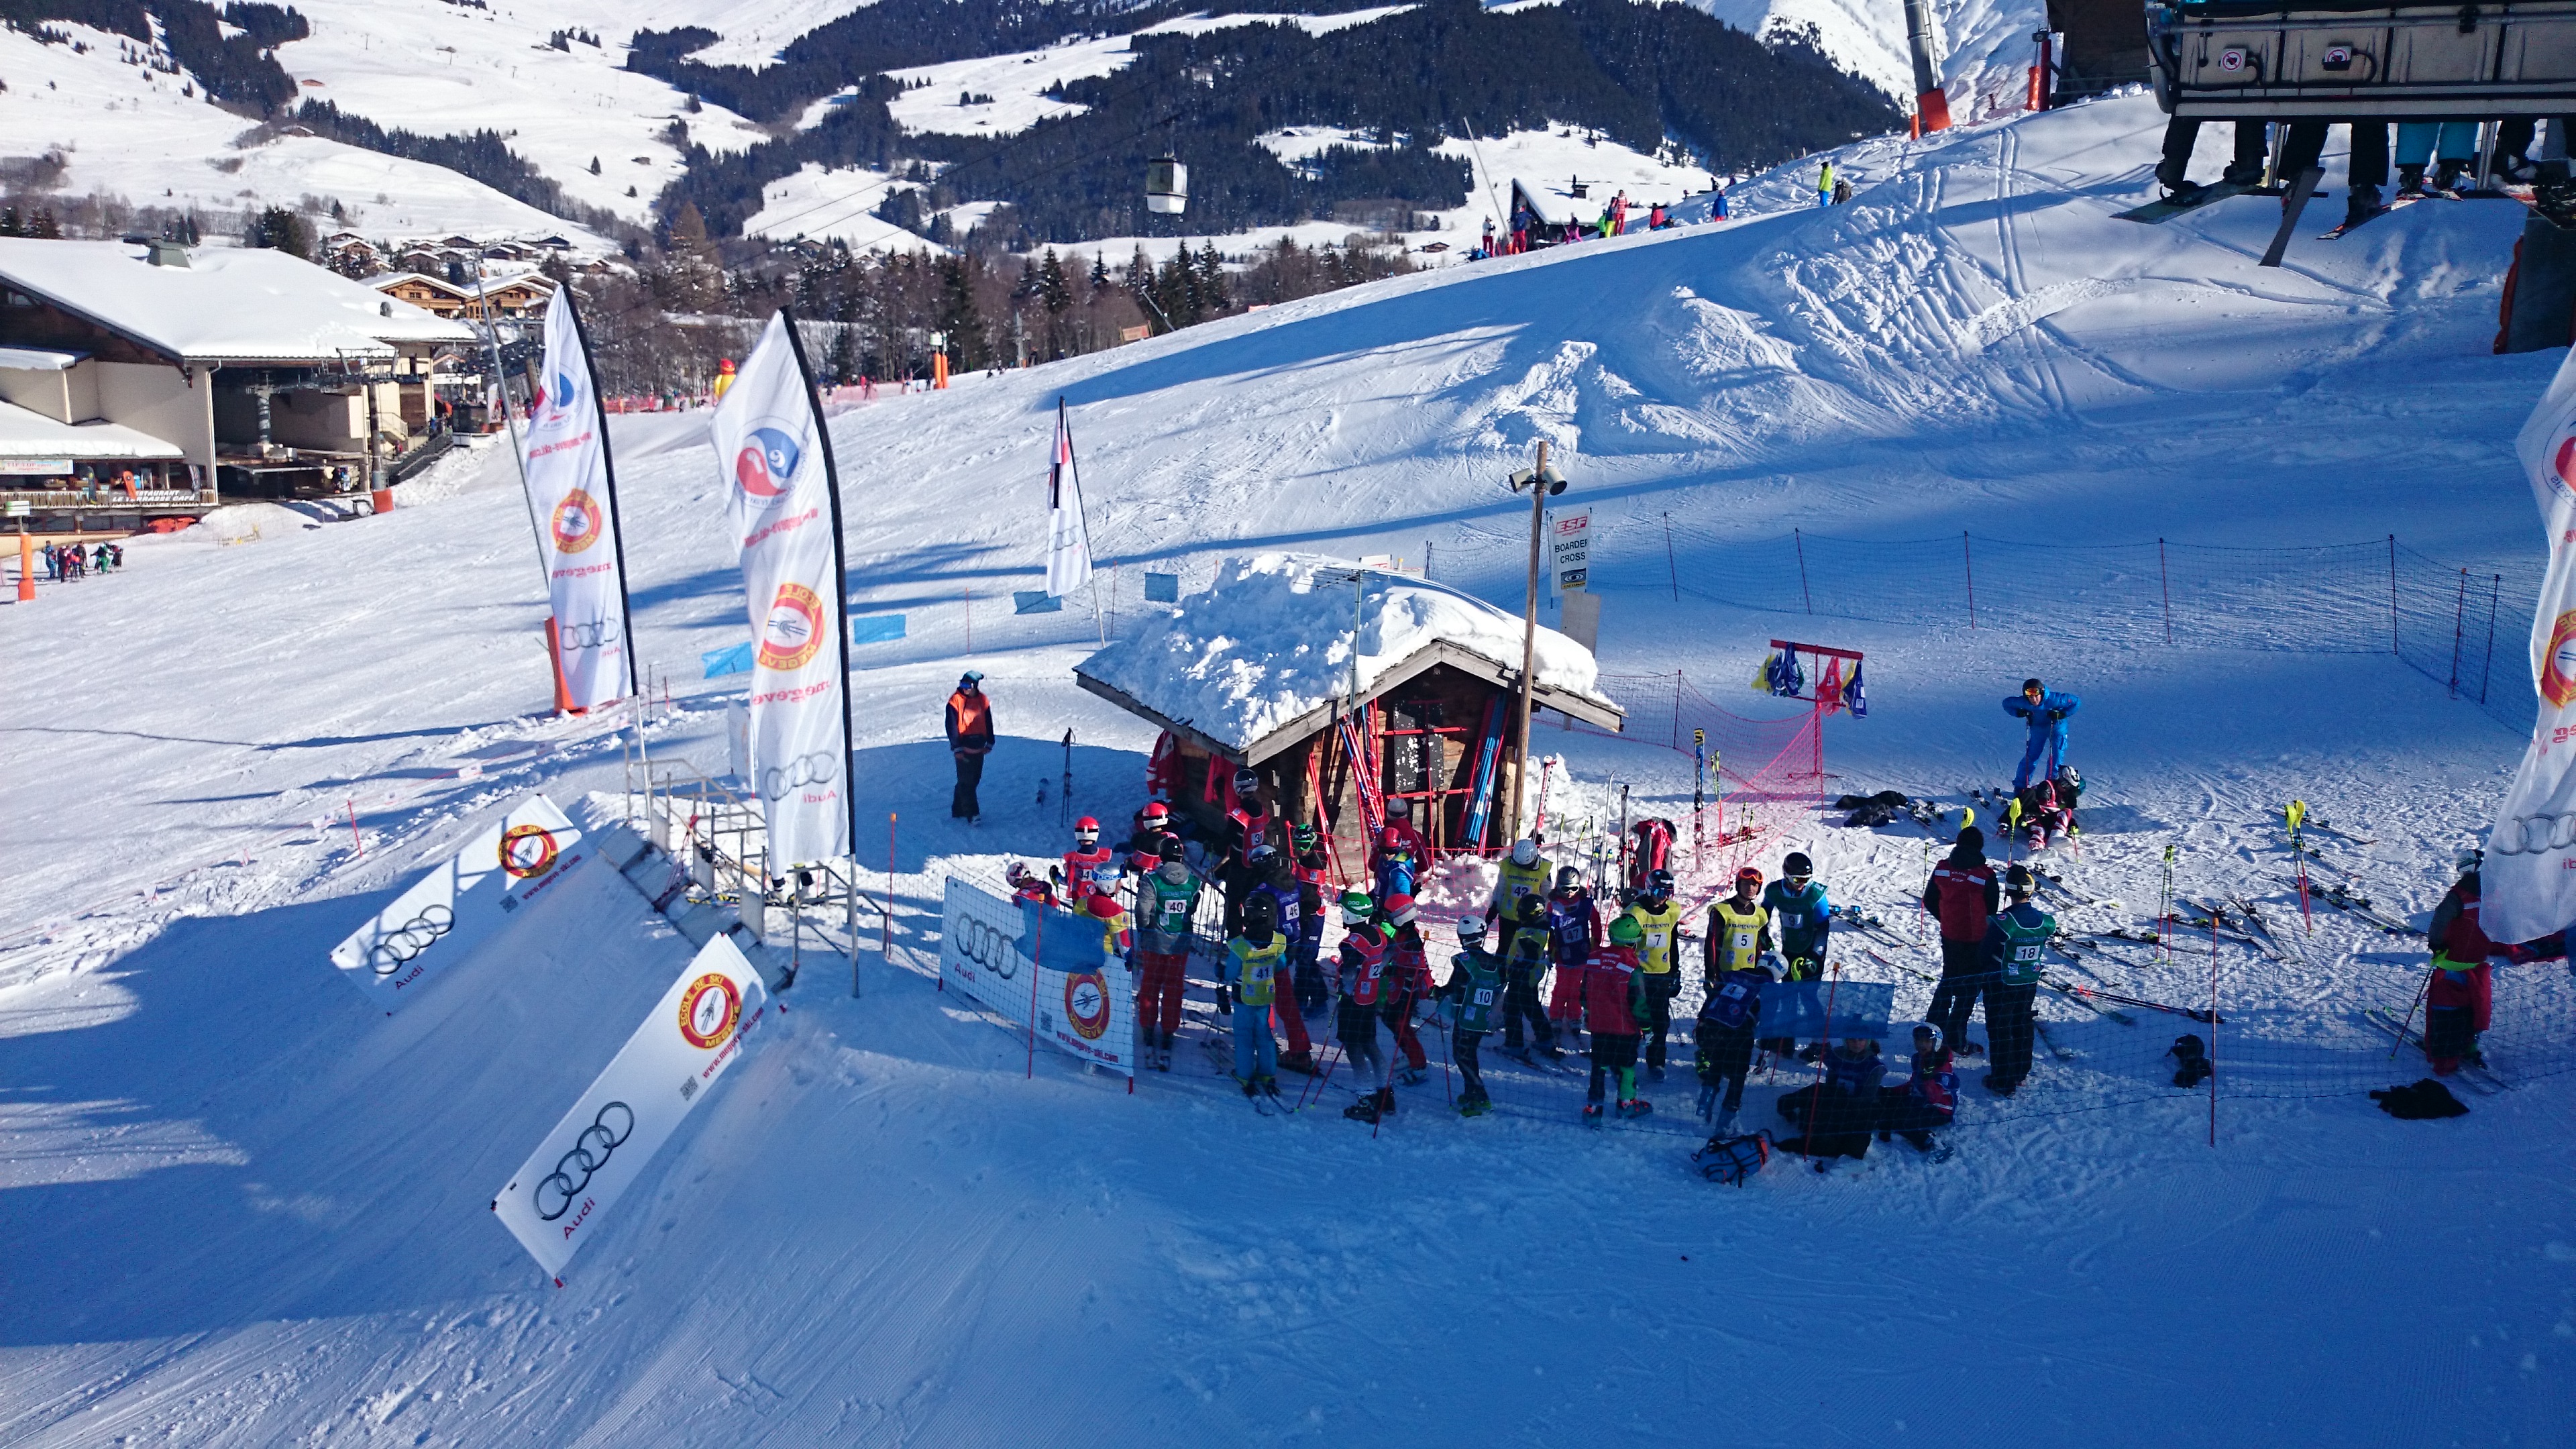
[1157, 835, 1187, 863]
[2456, 847, 2484, 877]
[1140, 800, 1171, 828]
[1247, 843, 1278, 871]
[1086, 892, 1122, 920]
[1005, 861, 1034, 889]
[1515, 894, 1548, 924]
[1646, 868, 1675, 901]
[2022, 677, 2043, 696]
[1456, 915, 1489, 945]
[1074, 816, 1100, 846]
[1385, 893, 1417, 926]
[2055, 765, 2081, 790]
[1243, 892, 1277, 928]
[1291, 822, 1320, 851]
[1232, 767, 1261, 799]
[1914, 1022, 1945, 1053]
[1379, 825, 1409, 851]
[1555, 865, 1583, 891]
[2004, 863, 2035, 896]
[1734, 866, 1764, 891]
[1607, 914, 1644, 945]
[1782, 851, 1813, 881]
[1510, 839, 1540, 867]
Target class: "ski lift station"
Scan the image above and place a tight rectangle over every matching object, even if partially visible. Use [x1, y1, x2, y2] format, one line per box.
[1072, 553, 1622, 865]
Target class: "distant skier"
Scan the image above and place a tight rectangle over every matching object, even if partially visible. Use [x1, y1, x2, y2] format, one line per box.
[1580, 915, 1652, 1124]
[1123, 799, 1176, 873]
[1336, 890, 1397, 1122]
[1004, 861, 1055, 908]
[1499, 896, 1560, 1057]
[1224, 894, 1287, 1102]
[2002, 678, 2079, 793]
[1713, 182, 1730, 221]
[2015, 765, 2082, 852]
[1647, 201, 1669, 230]
[1978, 864, 2056, 1095]
[1776, 1036, 1884, 1164]
[1058, 816, 1119, 902]
[1923, 826, 1998, 1059]
[1373, 826, 1418, 906]
[1875, 1024, 1959, 1155]
[1815, 158, 1834, 207]
[1440, 916, 1508, 1116]
[1703, 866, 1774, 985]
[1134, 839, 1199, 1072]
[1487, 837, 1552, 928]
[1216, 768, 1273, 933]
[1381, 894, 1430, 1085]
[1373, 798, 1429, 877]
[1509, 199, 1534, 254]
[1761, 851, 1831, 973]
[1254, 847, 1319, 1073]
[1287, 822, 1332, 1013]
[944, 670, 994, 823]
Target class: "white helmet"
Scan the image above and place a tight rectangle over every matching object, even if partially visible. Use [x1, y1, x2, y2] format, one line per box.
[1510, 839, 1539, 867]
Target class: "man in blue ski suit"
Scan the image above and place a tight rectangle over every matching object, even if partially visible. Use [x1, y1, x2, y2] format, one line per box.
[2002, 678, 2078, 792]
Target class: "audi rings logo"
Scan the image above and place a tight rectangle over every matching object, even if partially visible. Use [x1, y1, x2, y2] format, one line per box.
[951, 911, 1023, 980]
[2544, 611, 2576, 708]
[534, 1102, 633, 1221]
[559, 616, 621, 651]
[368, 904, 454, 975]
[678, 972, 743, 1049]
[500, 823, 561, 880]
[757, 583, 826, 672]
[2494, 812, 2576, 856]
[760, 750, 839, 802]
[550, 488, 603, 555]
[1064, 970, 1111, 1040]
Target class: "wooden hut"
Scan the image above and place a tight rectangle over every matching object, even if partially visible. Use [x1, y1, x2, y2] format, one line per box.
[1073, 553, 1622, 875]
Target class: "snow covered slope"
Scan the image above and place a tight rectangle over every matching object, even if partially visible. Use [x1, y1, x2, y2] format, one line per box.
[5, 94, 2574, 1446]
[1684, 0, 2050, 118]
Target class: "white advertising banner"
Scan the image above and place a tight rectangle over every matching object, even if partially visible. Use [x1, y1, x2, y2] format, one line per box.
[327, 794, 590, 1013]
[1550, 508, 1592, 598]
[941, 877, 1136, 1077]
[710, 311, 851, 869]
[2483, 348, 2576, 941]
[1044, 400, 1092, 598]
[492, 932, 771, 1281]
[521, 289, 632, 710]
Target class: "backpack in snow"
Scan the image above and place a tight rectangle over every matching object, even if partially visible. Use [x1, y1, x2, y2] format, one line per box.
[1693, 1130, 1772, 1185]
[2371, 1079, 2469, 1120]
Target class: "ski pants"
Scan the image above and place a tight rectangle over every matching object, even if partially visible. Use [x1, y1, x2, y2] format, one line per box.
[950, 749, 985, 818]
[1232, 999, 1279, 1081]
[2014, 724, 2068, 792]
[1699, 1023, 1756, 1116]
[1501, 962, 1555, 1050]
[2396, 121, 2479, 168]
[1929, 942, 1990, 1053]
[2282, 120, 2390, 191]
[1273, 977, 1312, 1055]
[1454, 1028, 1491, 1105]
[1338, 1000, 1385, 1084]
[1291, 932, 1327, 1011]
[1589, 1032, 1640, 1104]
[1985, 981, 2039, 1088]
[1876, 1091, 1952, 1137]
[1640, 973, 1679, 1069]
[2155, 116, 2269, 189]
[1546, 955, 1585, 1029]
[1136, 951, 1187, 1040]
[1383, 991, 1426, 1070]
[1776, 1083, 1872, 1159]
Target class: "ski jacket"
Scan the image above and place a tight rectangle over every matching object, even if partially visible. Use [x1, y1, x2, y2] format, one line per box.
[1090, 899, 1133, 959]
[945, 689, 994, 751]
[1339, 922, 1393, 1005]
[1622, 899, 1684, 977]
[1371, 819, 1428, 877]
[1227, 930, 1287, 1008]
[1254, 877, 1303, 951]
[2428, 878, 2495, 963]
[1762, 879, 1831, 959]
[1981, 902, 2057, 985]
[1546, 890, 1601, 965]
[1375, 854, 1418, 906]
[1387, 929, 1432, 1000]
[2427, 959, 2492, 1030]
[1291, 851, 1329, 938]
[1580, 946, 1646, 1036]
[2002, 690, 2080, 738]
[1061, 845, 1120, 902]
[1012, 880, 1057, 909]
[1699, 967, 1767, 1032]
[1136, 870, 1201, 955]
[1923, 853, 2000, 943]
[1902, 1057, 1960, 1120]
[1491, 853, 1553, 922]
[1222, 806, 1273, 869]
[1445, 948, 1507, 1034]
[1821, 1042, 1885, 1096]
[1703, 898, 1772, 977]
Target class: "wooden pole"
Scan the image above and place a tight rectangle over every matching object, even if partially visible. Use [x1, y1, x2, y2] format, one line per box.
[1506, 440, 1548, 841]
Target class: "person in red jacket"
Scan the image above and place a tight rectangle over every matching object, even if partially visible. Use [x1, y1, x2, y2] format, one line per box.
[1921, 826, 1999, 1059]
[1382, 894, 1432, 1084]
[1581, 915, 1653, 1123]
[2420, 851, 2566, 1072]
[1058, 816, 1119, 903]
[1544, 867, 1601, 1042]
[1372, 799, 1430, 877]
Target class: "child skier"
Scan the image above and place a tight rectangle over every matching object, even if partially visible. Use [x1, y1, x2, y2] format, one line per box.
[1693, 961, 1770, 1134]
[1487, 837, 1552, 928]
[1979, 865, 2056, 1095]
[1500, 898, 1560, 1058]
[1004, 861, 1056, 908]
[1762, 853, 1832, 1059]
[2002, 678, 2080, 793]
[1441, 916, 1509, 1116]
[1059, 816, 1120, 903]
[1133, 839, 1198, 1071]
[1703, 867, 1774, 984]
[1336, 890, 1397, 1122]
[1581, 915, 1653, 1124]
[1621, 868, 1685, 1077]
[1225, 894, 1287, 1102]
[1776, 1036, 1884, 1165]
[1381, 894, 1431, 1085]
[1545, 867, 1600, 1043]
[1876, 1024, 1959, 1157]
[1254, 849, 1320, 1073]
[1374, 828, 1418, 906]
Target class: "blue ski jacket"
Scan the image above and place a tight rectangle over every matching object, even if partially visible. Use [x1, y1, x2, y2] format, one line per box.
[2002, 690, 2080, 738]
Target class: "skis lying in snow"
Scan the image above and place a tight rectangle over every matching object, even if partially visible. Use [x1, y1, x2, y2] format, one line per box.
[2314, 881, 2417, 936]
[2318, 196, 2424, 238]
[2029, 865, 2119, 910]
[2226, 896, 2299, 956]
[2113, 177, 2262, 223]
[2362, 1006, 2502, 1095]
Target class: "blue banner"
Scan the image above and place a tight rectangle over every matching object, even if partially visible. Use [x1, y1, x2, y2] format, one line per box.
[700, 641, 753, 678]
[849, 613, 905, 644]
[1143, 572, 1180, 603]
[1758, 979, 1896, 1040]
[1014, 590, 1064, 615]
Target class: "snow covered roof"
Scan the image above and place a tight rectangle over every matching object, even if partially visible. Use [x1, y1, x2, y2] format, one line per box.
[0, 345, 86, 371]
[0, 398, 184, 460]
[0, 239, 476, 364]
[1511, 176, 1609, 229]
[1075, 552, 1620, 763]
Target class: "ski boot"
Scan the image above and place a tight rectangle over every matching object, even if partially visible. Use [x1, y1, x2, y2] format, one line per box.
[1646, 1063, 1666, 1084]
[1257, 1075, 1283, 1104]
[1617, 1097, 1653, 1120]
[1343, 1095, 1381, 1124]
[1458, 1097, 1493, 1118]
[2396, 164, 2426, 199]
[2341, 183, 2381, 228]
[1711, 1106, 1738, 1135]
[2432, 158, 2467, 195]
[1982, 1073, 2019, 1097]
[1956, 1039, 1986, 1058]
[1582, 1102, 1604, 1128]
[1277, 1047, 1319, 1076]
[1394, 1065, 1428, 1087]
[2157, 179, 2208, 207]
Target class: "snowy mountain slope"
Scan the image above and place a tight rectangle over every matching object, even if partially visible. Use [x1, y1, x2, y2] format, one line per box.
[5, 93, 2575, 1445]
[1684, 0, 2051, 115]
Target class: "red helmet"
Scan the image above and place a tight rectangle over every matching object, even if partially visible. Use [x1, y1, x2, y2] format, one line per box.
[1384, 893, 1417, 926]
[1074, 816, 1100, 845]
[1139, 801, 1170, 826]
[1075, 816, 1099, 831]
[1735, 866, 1764, 890]
[1379, 825, 1410, 851]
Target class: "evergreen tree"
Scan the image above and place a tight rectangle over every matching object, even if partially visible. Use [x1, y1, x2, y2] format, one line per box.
[1037, 248, 1073, 314]
[935, 256, 988, 370]
[0, 207, 21, 237]
[30, 209, 60, 239]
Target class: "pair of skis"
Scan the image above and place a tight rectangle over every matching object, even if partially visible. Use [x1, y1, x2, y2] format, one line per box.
[2362, 1006, 2502, 1095]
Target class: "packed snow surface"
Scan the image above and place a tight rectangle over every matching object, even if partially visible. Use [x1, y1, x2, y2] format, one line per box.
[4, 95, 2574, 1446]
[1077, 551, 1609, 753]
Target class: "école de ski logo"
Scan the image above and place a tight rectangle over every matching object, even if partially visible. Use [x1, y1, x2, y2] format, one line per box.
[677, 972, 743, 1049]
[2544, 611, 2576, 708]
[500, 823, 561, 880]
[734, 424, 803, 506]
[756, 582, 825, 672]
[549, 488, 602, 554]
[1064, 969, 1112, 1040]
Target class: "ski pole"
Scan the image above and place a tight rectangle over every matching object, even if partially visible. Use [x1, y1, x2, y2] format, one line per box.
[2389, 972, 2432, 1061]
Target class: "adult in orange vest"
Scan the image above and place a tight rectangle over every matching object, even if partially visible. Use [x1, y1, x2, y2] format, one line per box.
[946, 670, 994, 823]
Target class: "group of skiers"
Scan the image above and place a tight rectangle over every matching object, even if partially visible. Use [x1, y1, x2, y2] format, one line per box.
[34, 540, 121, 581]
[2155, 114, 2576, 230]
[1482, 189, 1680, 259]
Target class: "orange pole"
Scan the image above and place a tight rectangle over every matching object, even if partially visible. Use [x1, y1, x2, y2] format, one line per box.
[16, 532, 32, 602]
[933, 352, 950, 390]
[544, 616, 580, 716]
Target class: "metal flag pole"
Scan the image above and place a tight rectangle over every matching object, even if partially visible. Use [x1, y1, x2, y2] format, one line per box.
[472, 252, 553, 602]
[563, 286, 643, 702]
[777, 305, 865, 917]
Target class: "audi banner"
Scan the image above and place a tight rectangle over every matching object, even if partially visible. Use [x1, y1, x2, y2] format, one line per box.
[941, 877, 1136, 1077]
[521, 288, 635, 710]
[327, 794, 592, 1013]
[492, 932, 771, 1281]
[2488, 351, 2576, 941]
[712, 311, 854, 869]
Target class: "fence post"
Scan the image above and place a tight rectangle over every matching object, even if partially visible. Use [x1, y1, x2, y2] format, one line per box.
[2448, 568, 2467, 698]
[1794, 528, 1813, 614]
[2158, 537, 2174, 645]
[2385, 535, 2398, 656]
[1663, 513, 1678, 602]
[1963, 531, 1977, 629]
[2481, 574, 2501, 704]
[1672, 670, 1682, 750]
